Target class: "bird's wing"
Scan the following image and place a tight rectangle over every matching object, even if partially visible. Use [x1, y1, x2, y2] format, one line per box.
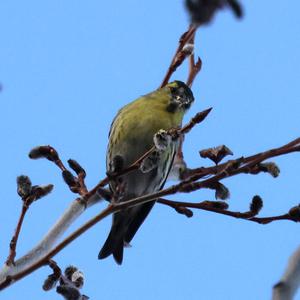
[124, 139, 178, 244]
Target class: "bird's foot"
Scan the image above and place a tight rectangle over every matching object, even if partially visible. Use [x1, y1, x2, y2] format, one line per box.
[153, 129, 172, 151]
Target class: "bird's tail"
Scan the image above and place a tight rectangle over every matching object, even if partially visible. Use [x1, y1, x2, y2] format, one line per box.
[98, 213, 125, 265]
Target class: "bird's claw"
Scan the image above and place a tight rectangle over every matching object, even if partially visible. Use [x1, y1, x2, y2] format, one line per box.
[153, 129, 172, 151]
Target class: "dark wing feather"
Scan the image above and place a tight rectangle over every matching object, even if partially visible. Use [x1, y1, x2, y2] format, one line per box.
[124, 142, 177, 244]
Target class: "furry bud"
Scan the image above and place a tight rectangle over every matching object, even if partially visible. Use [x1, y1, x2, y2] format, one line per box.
[17, 175, 32, 198]
[29, 146, 59, 162]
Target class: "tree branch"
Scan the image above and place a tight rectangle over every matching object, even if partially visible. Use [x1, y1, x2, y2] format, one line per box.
[5, 202, 29, 266]
[157, 198, 300, 224]
[0, 192, 103, 290]
[0, 109, 211, 289]
[1, 4, 298, 293]
[181, 137, 300, 181]
[160, 25, 197, 88]
[272, 246, 300, 300]
[6, 177, 54, 266]
[1, 135, 299, 289]
[186, 32, 202, 87]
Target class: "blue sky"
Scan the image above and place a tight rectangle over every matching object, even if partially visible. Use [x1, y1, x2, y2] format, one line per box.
[1, 1, 300, 299]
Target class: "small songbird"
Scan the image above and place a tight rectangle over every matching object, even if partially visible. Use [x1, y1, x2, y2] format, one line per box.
[98, 81, 194, 264]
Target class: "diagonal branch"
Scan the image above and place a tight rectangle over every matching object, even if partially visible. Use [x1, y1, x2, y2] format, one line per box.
[5, 201, 30, 266]
[272, 246, 300, 300]
[1, 137, 299, 289]
[6, 178, 54, 266]
[0, 192, 103, 290]
[0, 109, 212, 289]
[157, 198, 299, 224]
[186, 32, 202, 88]
[160, 25, 197, 88]
[181, 137, 300, 181]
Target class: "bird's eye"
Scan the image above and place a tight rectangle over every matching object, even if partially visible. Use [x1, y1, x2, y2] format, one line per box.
[169, 87, 176, 93]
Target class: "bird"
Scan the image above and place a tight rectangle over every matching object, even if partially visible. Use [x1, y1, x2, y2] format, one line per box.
[98, 80, 194, 264]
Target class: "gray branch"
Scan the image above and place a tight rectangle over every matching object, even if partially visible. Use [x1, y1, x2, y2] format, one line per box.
[272, 245, 300, 300]
[0, 193, 102, 284]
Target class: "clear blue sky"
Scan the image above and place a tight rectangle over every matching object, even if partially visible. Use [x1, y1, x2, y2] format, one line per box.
[1, 1, 300, 299]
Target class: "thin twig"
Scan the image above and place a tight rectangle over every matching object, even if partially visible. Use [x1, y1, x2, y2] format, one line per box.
[176, 145, 300, 195]
[5, 182, 54, 266]
[0, 192, 103, 289]
[187, 56, 202, 87]
[31, 147, 88, 196]
[0, 109, 211, 287]
[181, 138, 300, 181]
[186, 32, 202, 87]
[5, 201, 30, 266]
[0, 137, 300, 289]
[0, 205, 113, 290]
[180, 108, 212, 134]
[160, 25, 197, 88]
[157, 198, 297, 224]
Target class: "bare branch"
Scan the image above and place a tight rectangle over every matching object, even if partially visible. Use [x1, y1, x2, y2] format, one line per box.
[158, 197, 297, 224]
[273, 246, 300, 300]
[0, 192, 103, 290]
[187, 56, 202, 88]
[6, 202, 29, 266]
[181, 137, 300, 181]
[160, 25, 197, 88]
[0, 109, 213, 288]
[186, 30, 202, 88]
[30, 146, 88, 196]
[6, 177, 53, 266]
[1, 133, 300, 290]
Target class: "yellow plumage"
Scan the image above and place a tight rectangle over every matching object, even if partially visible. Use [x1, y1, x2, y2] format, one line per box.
[99, 81, 194, 264]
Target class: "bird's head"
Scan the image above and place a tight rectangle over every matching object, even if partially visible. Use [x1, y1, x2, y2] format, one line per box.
[165, 81, 194, 113]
